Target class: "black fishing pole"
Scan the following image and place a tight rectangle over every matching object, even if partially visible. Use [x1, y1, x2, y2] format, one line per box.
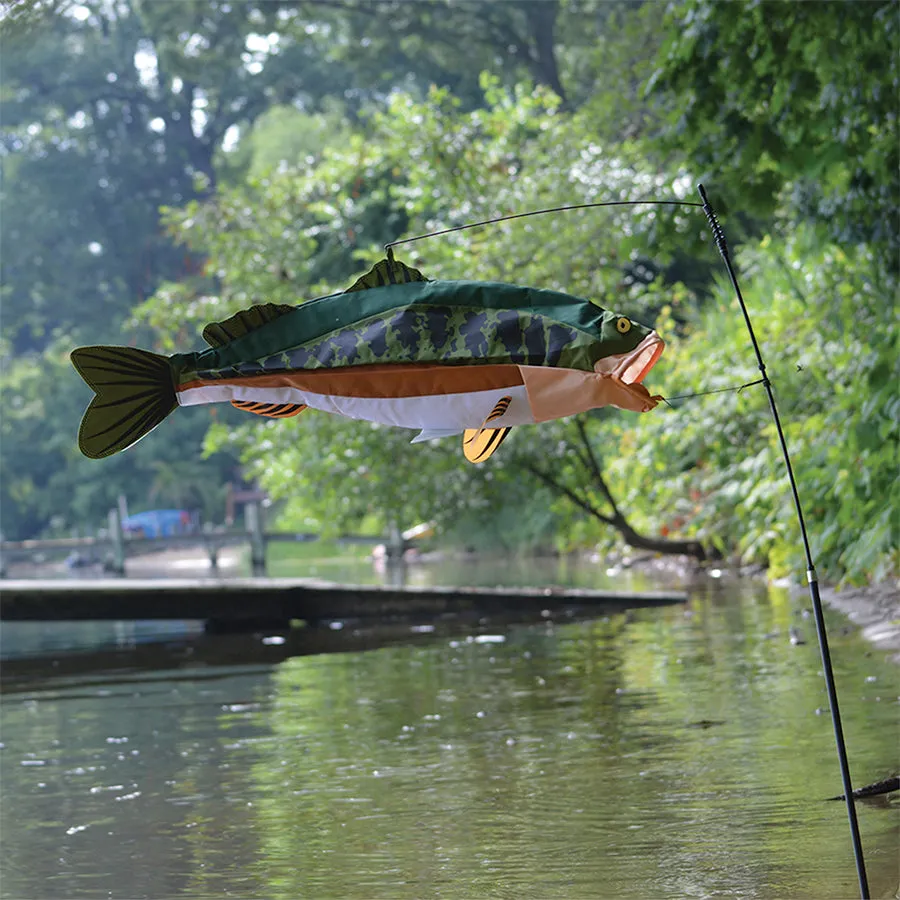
[697, 184, 869, 899]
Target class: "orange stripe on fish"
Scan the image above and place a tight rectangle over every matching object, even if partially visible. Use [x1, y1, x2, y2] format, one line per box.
[179, 362, 526, 400]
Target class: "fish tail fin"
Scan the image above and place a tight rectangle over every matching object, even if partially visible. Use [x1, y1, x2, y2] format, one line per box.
[71, 346, 178, 459]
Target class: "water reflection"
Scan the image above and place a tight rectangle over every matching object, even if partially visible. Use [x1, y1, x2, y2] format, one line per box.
[1, 581, 898, 899]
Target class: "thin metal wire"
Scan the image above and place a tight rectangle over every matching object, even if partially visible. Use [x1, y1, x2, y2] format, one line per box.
[698, 184, 869, 900]
[384, 199, 702, 253]
[662, 377, 766, 405]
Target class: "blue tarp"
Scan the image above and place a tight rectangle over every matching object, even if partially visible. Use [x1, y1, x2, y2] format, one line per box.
[122, 509, 193, 538]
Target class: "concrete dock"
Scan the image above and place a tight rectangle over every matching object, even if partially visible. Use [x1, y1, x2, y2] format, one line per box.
[0, 578, 685, 626]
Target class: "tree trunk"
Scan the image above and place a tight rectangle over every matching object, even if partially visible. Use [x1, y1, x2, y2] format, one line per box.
[613, 518, 712, 561]
[524, 1, 568, 104]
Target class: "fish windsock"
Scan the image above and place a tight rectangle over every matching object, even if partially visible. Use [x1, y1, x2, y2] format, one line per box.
[71, 346, 178, 459]
[72, 257, 664, 463]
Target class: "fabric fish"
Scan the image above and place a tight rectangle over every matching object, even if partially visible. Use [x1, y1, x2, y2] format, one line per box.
[71, 257, 664, 464]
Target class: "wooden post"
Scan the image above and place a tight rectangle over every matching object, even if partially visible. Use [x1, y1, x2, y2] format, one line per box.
[107, 507, 126, 576]
[225, 481, 235, 526]
[246, 502, 266, 576]
[387, 521, 404, 561]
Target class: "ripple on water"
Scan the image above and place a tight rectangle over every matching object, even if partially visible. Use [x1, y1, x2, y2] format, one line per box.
[1, 583, 898, 900]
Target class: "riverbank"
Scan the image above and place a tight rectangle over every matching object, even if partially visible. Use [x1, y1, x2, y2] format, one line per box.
[816, 580, 900, 659]
[1, 545, 244, 580]
[605, 551, 900, 660]
[125, 545, 243, 576]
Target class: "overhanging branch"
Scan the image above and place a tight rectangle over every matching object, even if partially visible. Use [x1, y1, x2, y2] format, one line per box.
[524, 462, 616, 526]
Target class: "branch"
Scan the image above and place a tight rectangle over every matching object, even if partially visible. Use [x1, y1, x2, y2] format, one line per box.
[524, 463, 616, 526]
[302, 0, 367, 14]
[573, 416, 623, 520]
[524, 443, 714, 562]
[26, 75, 165, 118]
[568, 439, 615, 517]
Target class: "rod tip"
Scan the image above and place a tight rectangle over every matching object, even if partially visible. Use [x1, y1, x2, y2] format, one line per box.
[697, 183, 709, 204]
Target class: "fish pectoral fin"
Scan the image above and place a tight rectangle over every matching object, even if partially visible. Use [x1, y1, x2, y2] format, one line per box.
[462, 395, 514, 464]
[462, 426, 512, 464]
[410, 427, 462, 444]
[231, 400, 307, 418]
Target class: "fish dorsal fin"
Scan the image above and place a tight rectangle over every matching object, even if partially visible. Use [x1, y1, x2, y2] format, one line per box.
[202, 303, 295, 348]
[231, 400, 307, 419]
[345, 257, 428, 293]
[462, 395, 513, 464]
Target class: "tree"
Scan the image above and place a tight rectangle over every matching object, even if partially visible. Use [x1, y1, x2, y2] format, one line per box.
[292, 0, 574, 106]
[0, 0, 347, 534]
[645, 0, 900, 266]
[0, 0, 351, 351]
[141, 79, 714, 558]
[0, 340, 235, 539]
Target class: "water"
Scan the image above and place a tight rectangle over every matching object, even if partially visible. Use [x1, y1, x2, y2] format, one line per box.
[1, 560, 897, 899]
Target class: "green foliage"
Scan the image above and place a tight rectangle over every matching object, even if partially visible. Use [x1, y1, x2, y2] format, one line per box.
[646, 0, 900, 265]
[0, 342, 234, 539]
[144, 80, 689, 542]
[145, 71, 898, 580]
[288, 0, 577, 106]
[613, 228, 899, 582]
[171, 80, 897, 578]
[3, 0, 896, 583]
[219, 101, 353, 184]
[0, 0, 358, 353]
[131, 127, 405, 343]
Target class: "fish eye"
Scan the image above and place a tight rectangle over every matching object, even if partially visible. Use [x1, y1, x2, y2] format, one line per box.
[616, 317, 632, 334]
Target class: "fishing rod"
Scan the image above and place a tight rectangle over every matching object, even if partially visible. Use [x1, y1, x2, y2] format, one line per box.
[384, 198, 703, 254]
[697, 184, 868, 898]
[385, 190, 870, 898]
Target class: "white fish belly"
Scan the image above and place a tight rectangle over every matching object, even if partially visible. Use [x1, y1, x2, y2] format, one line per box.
[178, 384, 534, 430]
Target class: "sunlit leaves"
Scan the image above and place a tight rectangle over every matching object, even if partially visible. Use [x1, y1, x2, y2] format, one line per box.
[614, 227, 899, 582]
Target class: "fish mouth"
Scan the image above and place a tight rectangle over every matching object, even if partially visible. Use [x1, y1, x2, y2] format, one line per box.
[593, 333, 664, 384]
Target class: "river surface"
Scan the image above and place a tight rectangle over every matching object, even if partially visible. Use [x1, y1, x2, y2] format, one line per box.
[1, 557, 897, 899]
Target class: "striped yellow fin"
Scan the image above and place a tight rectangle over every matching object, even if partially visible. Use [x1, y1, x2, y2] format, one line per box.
[345, 257, 428, 293]
[71, 346, 177, 459]
[484, 395, 511, 423]
[463, 426, 511, 464]
[231, 400, 307, 419]
[462, 395, 513, 464]
[202, 303, 295, 348]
